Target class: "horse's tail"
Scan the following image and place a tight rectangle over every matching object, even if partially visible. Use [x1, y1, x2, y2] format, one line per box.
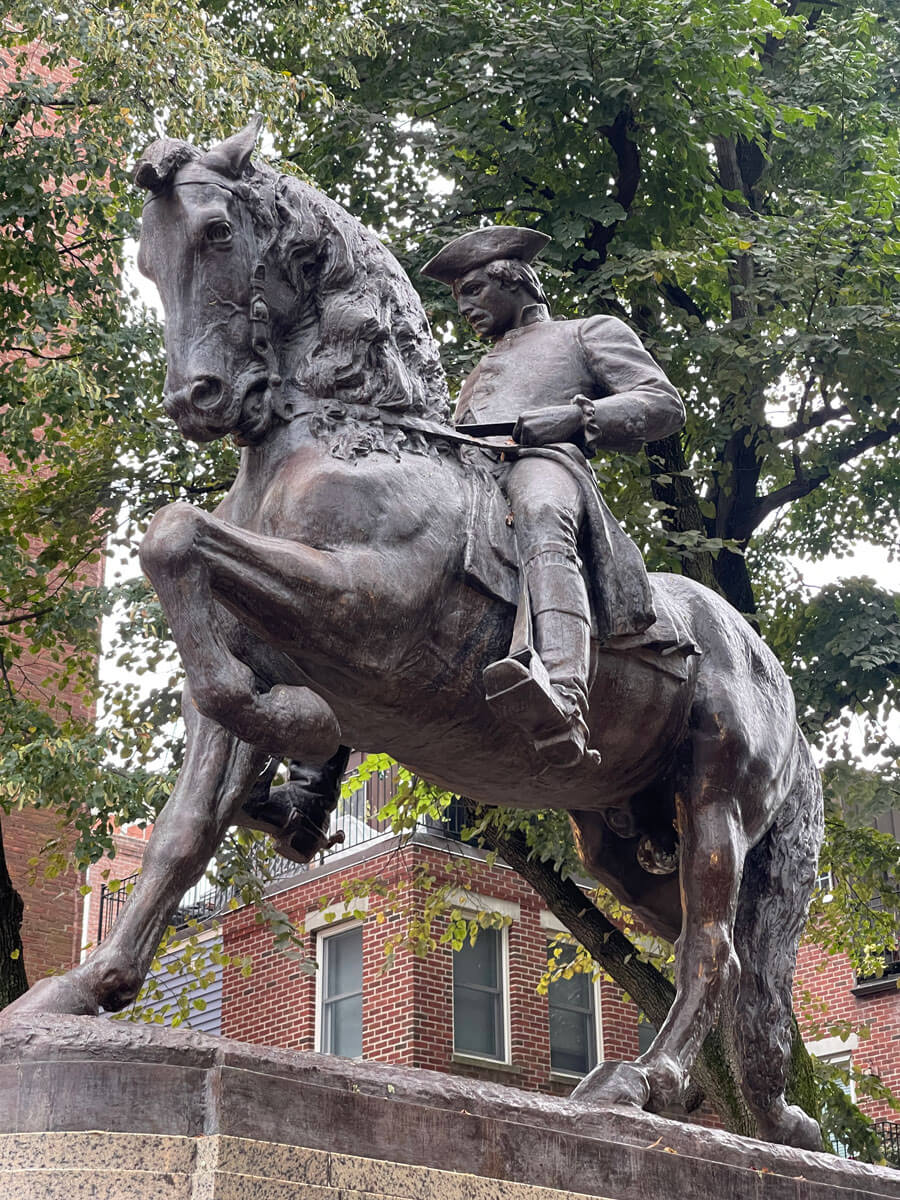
[731, 732, 824, 1129]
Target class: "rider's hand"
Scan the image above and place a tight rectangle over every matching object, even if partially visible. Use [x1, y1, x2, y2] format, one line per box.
[513, 403, 585, 447]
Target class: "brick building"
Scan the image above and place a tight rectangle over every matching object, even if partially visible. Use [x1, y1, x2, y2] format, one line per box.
[86, 757, 900, 1163]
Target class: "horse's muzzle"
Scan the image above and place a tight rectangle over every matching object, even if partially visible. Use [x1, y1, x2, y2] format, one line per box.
[163, 373, 243, 442]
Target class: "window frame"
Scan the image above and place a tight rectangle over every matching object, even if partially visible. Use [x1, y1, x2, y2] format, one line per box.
[451, 919, 512, 1066]
[314, 919, 364, 1059]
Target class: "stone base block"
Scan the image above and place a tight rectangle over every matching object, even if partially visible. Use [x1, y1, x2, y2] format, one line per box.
[1, 1015, 898, 1200]
[0, 1130, 613, 1199]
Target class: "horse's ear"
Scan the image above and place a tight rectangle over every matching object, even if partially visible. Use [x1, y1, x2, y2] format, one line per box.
[134, 139, 199, 193]
[201, 115, 263, 179]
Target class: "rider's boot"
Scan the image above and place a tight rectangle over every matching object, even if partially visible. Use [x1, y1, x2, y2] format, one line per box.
[483, 549, 599, 770]
[238, 745, 351, 863]
[529, 606, 596, 770]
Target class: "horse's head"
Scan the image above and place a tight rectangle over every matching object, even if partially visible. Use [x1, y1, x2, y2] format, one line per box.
[135, 117, 287, 444]
[136, 119, 451, 449]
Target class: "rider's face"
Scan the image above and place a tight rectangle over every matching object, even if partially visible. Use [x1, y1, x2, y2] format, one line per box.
[454, 267, 526, 340]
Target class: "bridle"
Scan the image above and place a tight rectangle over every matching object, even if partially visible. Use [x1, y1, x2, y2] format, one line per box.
[143, 172, 510, 454]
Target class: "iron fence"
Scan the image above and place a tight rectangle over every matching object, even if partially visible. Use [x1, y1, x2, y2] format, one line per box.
[856, 947, 900, 987]
[875, 1120, 900, 1169]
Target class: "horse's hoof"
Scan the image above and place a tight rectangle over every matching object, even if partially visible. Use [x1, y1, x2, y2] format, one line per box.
[0, 973, 100, 1024]
[761, 1103, 824, 1152]
[570, 1060, 651, 1108]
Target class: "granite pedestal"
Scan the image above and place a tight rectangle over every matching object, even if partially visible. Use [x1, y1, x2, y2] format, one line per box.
[1, 1016, 898, 1199]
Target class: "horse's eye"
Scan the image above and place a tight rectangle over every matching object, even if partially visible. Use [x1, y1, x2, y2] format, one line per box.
[206, 221, 233, 245]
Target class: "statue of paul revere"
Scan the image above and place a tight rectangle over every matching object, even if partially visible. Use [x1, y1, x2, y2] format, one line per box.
[242, 225, 687, 858]
[422, 227, 686, 770]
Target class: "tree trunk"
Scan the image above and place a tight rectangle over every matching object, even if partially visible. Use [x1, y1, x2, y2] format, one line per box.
[0, 818, 29, 1010]
[645, 433, 720, 594]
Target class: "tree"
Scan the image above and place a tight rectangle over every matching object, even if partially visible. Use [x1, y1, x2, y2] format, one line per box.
[0, 0, 359, 993]
[1, 0, 898, 1149]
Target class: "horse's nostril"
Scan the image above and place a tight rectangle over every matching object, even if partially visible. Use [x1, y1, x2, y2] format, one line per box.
[189, 375, 224, 409]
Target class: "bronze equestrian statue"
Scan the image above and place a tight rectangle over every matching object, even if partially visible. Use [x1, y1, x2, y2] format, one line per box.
[1, 120, 824, 1153]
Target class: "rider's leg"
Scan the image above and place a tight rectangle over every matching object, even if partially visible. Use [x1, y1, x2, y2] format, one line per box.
[502, 456, 594, 764]
[237, 745, 351, 863]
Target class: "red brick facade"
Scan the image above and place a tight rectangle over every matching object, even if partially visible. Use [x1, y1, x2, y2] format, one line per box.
[88, 818, 900, 1129]
[796, 940, 900, 1123]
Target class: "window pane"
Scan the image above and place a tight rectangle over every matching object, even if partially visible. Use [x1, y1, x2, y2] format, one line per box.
[453, 930, 499, 989]
[550, 1007, 594, 1075]
[325, 926, 363, 997]
[548, 943, 597, 1075]
[638, 1015, 657, 1056]
[320, 926, 363, 1058]
[454, 985, 502, 1058]
[549, 969, 592, 1012]
[453, 930, 505, 1060]
[325, 993, 363, 1058]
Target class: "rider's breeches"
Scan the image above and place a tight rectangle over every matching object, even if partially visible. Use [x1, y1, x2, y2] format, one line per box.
[505, 456, 591, 708]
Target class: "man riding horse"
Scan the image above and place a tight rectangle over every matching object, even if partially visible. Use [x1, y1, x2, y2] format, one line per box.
[422, 226, 685, 770]
[243, 225, 686, 857]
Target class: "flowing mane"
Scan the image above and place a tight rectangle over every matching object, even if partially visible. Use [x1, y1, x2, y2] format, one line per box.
[265, 168, 451, 426]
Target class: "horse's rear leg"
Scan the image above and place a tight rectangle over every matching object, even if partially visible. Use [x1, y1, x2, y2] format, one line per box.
[573, 728, 746, 1113]
[1, 688, 268, 1019]
[733, 738, 824, 1150]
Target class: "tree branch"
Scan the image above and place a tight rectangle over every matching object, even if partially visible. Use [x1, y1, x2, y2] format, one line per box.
[573, 107, 640, 272]
[748, 420, 900, 532]
[774, 403, 850, 443]
[0, 607, 54, 628]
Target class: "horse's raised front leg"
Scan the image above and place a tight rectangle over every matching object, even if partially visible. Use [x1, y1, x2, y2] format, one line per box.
[1, 687, 268, 1020]
[139, 501, 344, 762]
[572, 724, 746, 1114]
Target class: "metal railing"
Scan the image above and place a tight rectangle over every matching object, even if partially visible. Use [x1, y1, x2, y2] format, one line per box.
[856, 947, 900, 987]
[875, 1120, 900, 1168]
[96, 767, 468, 943]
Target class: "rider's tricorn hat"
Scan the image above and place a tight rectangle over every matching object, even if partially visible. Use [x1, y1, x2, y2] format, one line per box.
[421, 226, 551, 285]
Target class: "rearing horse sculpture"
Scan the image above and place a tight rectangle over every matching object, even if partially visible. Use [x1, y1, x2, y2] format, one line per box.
[4, 120, 824, 1151]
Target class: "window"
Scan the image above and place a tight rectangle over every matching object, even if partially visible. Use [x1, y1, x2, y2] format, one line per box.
[637, 1014, 658, 1056]
[547, 943, 599, 1076]
[318, 924, 363, 1058]
[453, 927, 508, 1061]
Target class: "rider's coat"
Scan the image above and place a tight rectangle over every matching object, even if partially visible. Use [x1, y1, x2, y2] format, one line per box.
[456, 304, 686, 643]
[455, 305, 684, 454]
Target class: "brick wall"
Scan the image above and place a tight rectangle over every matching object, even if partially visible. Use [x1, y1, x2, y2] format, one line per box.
[217, 838, 671, 1099]
[795, 939, 900, 1122]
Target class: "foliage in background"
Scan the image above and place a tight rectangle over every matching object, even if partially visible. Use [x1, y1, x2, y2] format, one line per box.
[2, 0, 899, 1148]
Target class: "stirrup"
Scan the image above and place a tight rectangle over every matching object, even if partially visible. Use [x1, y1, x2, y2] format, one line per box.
[482, 653, 600, 769]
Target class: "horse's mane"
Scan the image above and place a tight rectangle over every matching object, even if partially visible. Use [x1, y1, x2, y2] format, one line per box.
[247, 161, 454, 454]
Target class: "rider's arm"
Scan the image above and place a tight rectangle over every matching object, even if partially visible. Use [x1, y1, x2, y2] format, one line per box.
[576, 315, 685, 454]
